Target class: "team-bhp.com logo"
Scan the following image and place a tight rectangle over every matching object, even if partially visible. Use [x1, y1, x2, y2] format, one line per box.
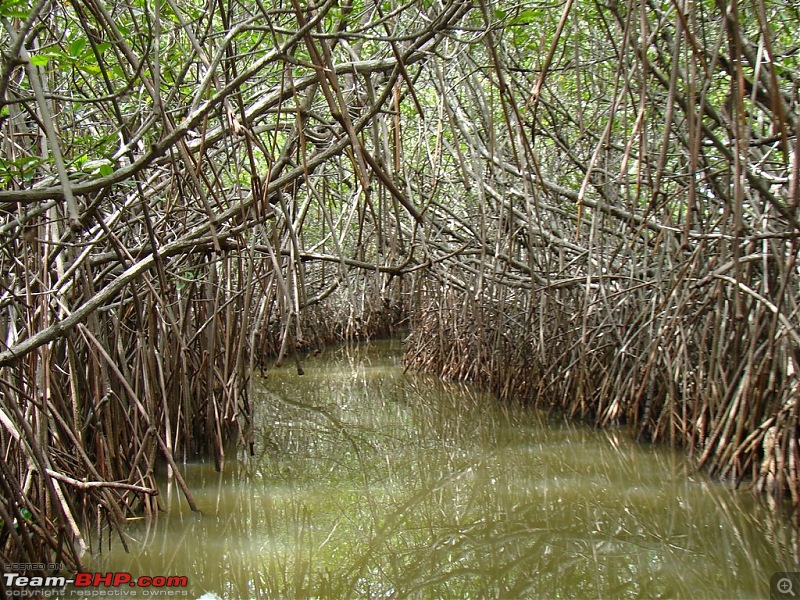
[3, 571, 189, 597]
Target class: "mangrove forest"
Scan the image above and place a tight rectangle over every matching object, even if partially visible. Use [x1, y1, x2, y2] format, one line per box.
[0, 0, 799, 584]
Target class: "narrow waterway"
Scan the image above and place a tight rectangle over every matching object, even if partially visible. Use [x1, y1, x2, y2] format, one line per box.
[91, 339, 796, 598]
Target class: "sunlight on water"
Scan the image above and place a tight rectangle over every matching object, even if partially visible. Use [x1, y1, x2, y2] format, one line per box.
[90, 339, 798, 598]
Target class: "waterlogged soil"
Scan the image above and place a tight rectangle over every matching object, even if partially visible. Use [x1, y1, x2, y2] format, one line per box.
[88, 339, 797, 599]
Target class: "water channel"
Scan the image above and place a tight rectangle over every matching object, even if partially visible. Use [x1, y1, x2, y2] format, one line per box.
[91, 339, 797, 598]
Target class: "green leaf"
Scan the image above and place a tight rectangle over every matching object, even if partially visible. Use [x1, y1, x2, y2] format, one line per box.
[29, 54, 50, 67]
[69, 38, 87, 56]
[510, 10, 539, 25]
[82, 63, 102, 75]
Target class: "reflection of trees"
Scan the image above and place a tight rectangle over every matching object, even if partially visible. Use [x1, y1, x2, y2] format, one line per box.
[95, 346, 797, 598]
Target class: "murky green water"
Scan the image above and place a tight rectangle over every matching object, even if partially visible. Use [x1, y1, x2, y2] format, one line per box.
[91, 339, 797, 598]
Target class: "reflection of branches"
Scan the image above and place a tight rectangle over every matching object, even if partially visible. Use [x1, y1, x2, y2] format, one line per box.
[341, 463, 476, 598]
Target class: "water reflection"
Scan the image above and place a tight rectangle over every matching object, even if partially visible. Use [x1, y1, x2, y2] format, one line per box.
[92, 340, 798, 599]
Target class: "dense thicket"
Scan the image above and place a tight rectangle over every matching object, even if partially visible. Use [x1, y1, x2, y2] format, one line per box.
[404, 0, 800, 516]
[0, 0, 797, 570]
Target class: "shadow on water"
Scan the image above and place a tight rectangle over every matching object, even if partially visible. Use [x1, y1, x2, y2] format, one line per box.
[92, 340, 798, 599]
